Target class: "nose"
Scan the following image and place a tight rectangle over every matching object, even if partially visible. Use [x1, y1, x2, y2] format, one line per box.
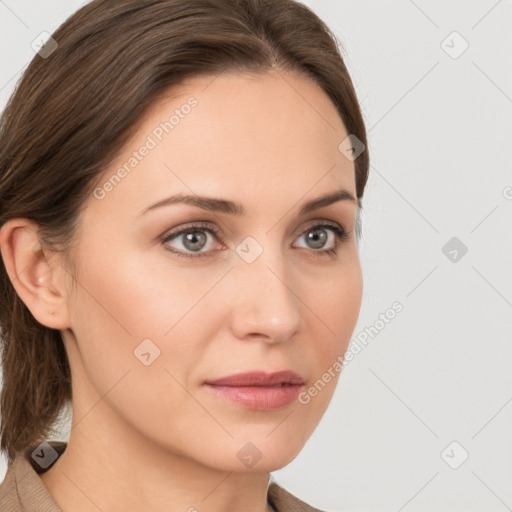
[228, 251, 302, 344]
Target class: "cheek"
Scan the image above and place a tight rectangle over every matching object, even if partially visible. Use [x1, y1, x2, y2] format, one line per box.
[67, 249, 227, 388]
[289, 258, 362, 413]
[311, 260, 363, 353]
[66, 255, 215, 446]
[72, 244, 216, 339]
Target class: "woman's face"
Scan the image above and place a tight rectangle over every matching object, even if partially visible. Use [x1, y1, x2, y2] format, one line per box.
[58, 69, 363, 472]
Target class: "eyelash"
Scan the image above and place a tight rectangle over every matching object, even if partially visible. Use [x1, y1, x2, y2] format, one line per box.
[160, 221, 349, 260]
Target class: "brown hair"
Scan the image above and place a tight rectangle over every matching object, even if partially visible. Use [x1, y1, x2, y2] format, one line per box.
[0, 0, 370, 463]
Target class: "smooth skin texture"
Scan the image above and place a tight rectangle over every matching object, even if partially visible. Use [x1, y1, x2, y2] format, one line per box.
[0, 69, 363, 512]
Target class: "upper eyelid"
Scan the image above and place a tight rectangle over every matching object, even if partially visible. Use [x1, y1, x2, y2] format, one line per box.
[161, 218, 346, 239]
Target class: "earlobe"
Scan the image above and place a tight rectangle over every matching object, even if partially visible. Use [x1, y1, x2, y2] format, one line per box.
[0, 219, 71, 330]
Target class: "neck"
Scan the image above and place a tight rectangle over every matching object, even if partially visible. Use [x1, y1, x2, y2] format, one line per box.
[39, 407, 273, 512]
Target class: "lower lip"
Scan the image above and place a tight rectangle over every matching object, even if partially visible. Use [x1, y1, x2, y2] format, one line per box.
[204, 383, 304, 411]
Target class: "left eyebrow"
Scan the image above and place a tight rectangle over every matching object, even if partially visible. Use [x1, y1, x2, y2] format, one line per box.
[299, 189, 359, 214]
[138, 188, 359, 217]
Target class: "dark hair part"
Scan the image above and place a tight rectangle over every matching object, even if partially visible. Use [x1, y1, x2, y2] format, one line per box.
[0, 0, 369, 463]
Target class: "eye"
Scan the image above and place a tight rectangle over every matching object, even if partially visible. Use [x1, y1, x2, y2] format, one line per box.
[293, 222, 349, 257]
[161, 221, 223, 259]
[160, 221, 349, 259]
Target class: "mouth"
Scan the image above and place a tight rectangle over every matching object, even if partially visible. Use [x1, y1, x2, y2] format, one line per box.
[203, 370, 306, 411]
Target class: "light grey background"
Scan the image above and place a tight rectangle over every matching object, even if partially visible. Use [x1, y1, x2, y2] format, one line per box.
[1, 1, 511, 511]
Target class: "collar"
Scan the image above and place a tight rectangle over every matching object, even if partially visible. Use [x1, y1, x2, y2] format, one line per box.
[2, 441, 323, 512]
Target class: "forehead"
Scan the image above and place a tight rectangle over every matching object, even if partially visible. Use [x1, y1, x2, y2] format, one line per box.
[87, 70, 355, 222]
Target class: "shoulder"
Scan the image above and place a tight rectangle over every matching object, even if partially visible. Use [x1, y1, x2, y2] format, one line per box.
[0, 441, 66, 511]
[267, 480, 326, 512]
[0, 457, 23, 511]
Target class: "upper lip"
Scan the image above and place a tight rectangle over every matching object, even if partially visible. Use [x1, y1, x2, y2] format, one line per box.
[204, 370, 305, 387]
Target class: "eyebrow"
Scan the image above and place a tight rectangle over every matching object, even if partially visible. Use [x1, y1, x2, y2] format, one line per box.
[139, 188, 359, 217]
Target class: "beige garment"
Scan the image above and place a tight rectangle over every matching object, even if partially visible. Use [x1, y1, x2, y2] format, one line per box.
[0, 441, 324, 512]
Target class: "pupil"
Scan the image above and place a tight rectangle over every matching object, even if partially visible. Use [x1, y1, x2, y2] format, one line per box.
[308, 228, 326, 248]
[185, 231, 206, 251]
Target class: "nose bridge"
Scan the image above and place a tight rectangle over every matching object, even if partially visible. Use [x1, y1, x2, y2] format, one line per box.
[230, 237, 301, 340]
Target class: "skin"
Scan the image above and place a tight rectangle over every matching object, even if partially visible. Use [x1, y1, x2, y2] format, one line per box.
[0, 69, 363, 512]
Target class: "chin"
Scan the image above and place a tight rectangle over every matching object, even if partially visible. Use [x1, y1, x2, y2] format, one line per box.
[202, 432, 308, 473]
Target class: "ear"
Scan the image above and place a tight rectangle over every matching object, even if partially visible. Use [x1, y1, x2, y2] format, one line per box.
[0, 219, 72, 330]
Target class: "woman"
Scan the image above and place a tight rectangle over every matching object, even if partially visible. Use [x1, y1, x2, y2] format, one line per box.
[0, 0, 369, 510]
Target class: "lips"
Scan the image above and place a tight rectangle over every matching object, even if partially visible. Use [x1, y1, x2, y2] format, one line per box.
[204, 370, 305, 387]
[204, 370, 305, 411]
[203, 370, 306, 411]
